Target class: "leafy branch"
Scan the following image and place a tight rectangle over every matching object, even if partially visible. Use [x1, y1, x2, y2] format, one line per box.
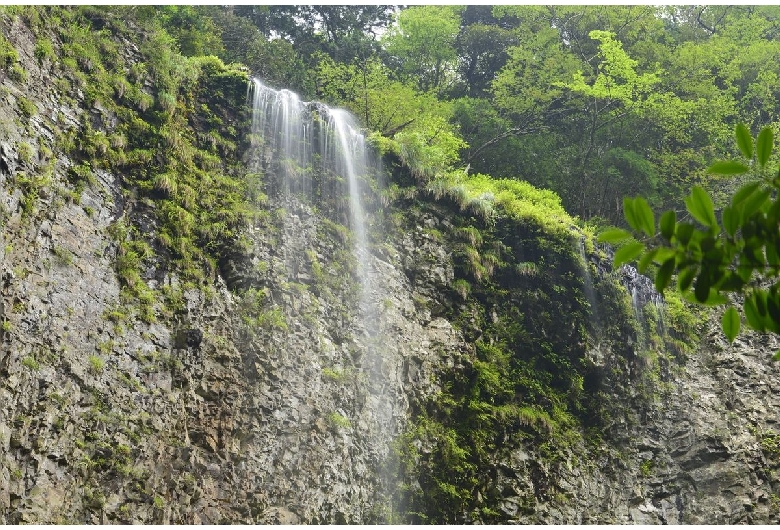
[600, 124, 780, 355]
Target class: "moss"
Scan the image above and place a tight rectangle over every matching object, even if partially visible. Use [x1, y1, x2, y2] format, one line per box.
[387, 188, 670, 522]
[17, 96, 37, 118]
[640, 458, 654, 477]
[22, 356, 40, 371]
[327, 412, 352, 429]
[88, 355, 105, 374]
[34, 37, 55, 62]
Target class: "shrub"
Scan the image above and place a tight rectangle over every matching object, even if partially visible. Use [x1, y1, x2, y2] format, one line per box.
[34, 37, 55, 62]
[17, 96, 37, 118]
[88, 355, 105, 374]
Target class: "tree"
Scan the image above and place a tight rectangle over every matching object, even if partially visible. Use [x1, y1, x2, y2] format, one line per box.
[223, 14, 303, 84]
[452, 6, 517, 98]
[155, 6, 225, 57]
[382, 5, 463, 93]
[601, 124, 780, 356]
[233, 5, 394, 65]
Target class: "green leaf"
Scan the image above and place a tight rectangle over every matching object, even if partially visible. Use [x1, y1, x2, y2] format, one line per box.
[767, 240, 779, 268]
[735, 123, 753, 160]
[654, 247, 676, 265]
[637, 248, 658, 274]
[702, 290, 728, 306]
[598, 228, 632, 243]
[613, 242, 645, 268]
[744, 295, 766, 332]
[772, 349, 780, 361]
[768, 293, 780, 327]
[757, 126, 773, 166]
[682, 289, 726, 306]
[694, 272, 711, 303]
[659, 210, 676, 240]
[740, 187, 771, 222]
[721, 306, 740, 343]
[685, 186, 718, 229]
[623, 197, 640, 234]
[654, 257, 675, 292]
[732, 181, 762, 207]
[720, 271, 746, 292]
[721, 206, 738, 237]
[678, 266, 697, 292]
[755, 290, 768, 317]
[707, 160, 750, 176]
[633, 196, 655, 238]
[674, 223, 695, 245]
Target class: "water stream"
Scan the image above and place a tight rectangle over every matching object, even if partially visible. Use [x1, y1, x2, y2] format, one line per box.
[620, 264, 664, 352]
[577, 238, 602, 341]
[247, 78, 395, 511]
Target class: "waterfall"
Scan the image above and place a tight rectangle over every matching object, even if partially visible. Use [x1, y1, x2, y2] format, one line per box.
[246, 79, 396, 512]
[325, 109, 371, 294]
[246, 77, 379, 335]
[620, 264, 664, 351]
[577, 238, 601, 340]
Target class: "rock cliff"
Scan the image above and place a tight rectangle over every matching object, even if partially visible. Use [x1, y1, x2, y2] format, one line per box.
[1, 7, 780, 524]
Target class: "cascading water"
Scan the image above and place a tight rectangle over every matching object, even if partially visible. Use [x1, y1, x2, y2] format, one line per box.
[577, 238, 602, 340]
[621, 264, 665, 351]
[246, 78, 396, 512]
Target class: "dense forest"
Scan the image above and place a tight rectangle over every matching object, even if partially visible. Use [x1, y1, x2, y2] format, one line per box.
[3, 4, 780, 524]
[205, 4, 780, 224]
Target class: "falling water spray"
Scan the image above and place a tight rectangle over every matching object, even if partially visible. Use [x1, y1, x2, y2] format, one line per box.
[246, 78, 397, 516]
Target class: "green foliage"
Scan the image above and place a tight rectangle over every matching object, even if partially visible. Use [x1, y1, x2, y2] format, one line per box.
[428, 172, 574, 238]
[383, 6, 463, 93]
[607, 124, 780, 354]
[237, 288, 289, 334]
[327, 412, 352, 429]
[758, 429, 780, 460]
[0, 31, 18, 69]
[17, 96, 37, 118]
[451, 278, 471, 300]
[156, 6, 225, 57]
[22, 356, 40, 371]
[34, 37, 55, 63]
[17, 142, 34, 165]
[561, 30, 660, 104]
[322, 367, 351, 384]
[52, 245, 74, 266]
[88, 355, 105, 374]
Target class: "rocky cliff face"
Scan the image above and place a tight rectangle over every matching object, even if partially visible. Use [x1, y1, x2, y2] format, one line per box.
[2, 7, 780, 525]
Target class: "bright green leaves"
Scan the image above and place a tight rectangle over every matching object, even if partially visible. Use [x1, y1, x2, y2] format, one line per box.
[721, 207, 738, 237]
[736, 123, 753, 160]
[721, 306, 740, 343]
[613, 241, 645, 268]
[708, 160, 749, 176]
[684, 186, 718, 230]
[709, 125, 774, 175]
[609, 195, 653, 268]
[623, 196, 655, 237]
[659, 210, 676, 240]
[757, 126, 774, 166]
[597, 228, 632, 244]
[563, 30, 660, 105]
[602, 123, 780, 353]
[654, 256, 675, 293]
[743, 287, 780, 336]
